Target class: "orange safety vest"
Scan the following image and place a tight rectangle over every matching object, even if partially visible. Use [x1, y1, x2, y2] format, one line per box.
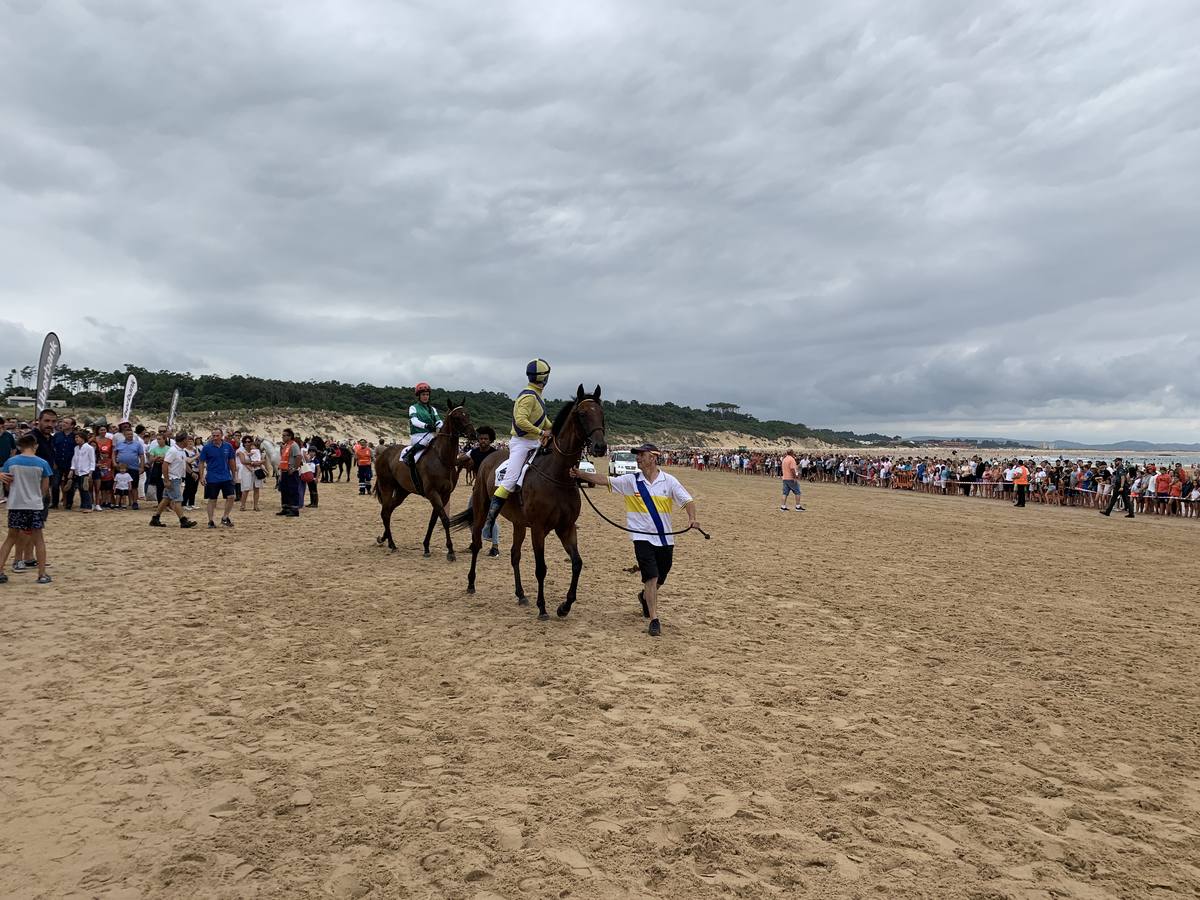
[355, 446, 372, 465]
[1013, 466, 1029, 486]
[279, 440, 296, 472]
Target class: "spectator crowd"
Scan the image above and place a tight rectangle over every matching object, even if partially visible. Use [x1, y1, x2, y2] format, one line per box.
[659, 448, 1200, 519]
[0, 408, 396, 583]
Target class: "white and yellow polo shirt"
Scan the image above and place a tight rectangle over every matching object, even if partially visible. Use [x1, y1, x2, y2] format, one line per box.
[609, 470, 693, 547]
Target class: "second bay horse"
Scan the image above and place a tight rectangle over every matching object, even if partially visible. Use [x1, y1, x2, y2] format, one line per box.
[375, 402, 473, 559]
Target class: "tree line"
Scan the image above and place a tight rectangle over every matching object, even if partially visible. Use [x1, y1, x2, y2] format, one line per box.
[3, 364, 897, 445]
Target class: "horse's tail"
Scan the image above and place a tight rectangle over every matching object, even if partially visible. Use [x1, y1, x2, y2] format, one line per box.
[447, 507, 474, 532]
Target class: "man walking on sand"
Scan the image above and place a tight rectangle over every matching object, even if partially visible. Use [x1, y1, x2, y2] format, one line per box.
[571, 442, 699, 638]
[1100, 457, 1135, 519]
[198, 429, 237, 529]
[150, 433, 198, 529]
[779, 447, 804, 511]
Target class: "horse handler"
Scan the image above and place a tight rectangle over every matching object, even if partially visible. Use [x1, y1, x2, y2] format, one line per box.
[571, 442, 700, 637]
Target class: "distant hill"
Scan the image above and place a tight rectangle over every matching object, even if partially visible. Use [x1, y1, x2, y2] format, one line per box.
[907, 435, 1200, 452]
[6, 364, 898, 447]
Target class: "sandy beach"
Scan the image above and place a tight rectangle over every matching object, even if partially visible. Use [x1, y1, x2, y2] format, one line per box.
[2, 470, 1197, 899]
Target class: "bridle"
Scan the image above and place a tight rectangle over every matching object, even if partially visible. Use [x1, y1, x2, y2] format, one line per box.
[548, 399, 605, 460]
[432, 406, 472, 443]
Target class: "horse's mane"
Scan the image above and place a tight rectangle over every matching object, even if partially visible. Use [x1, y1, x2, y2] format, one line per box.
[550, 398, 576, 435]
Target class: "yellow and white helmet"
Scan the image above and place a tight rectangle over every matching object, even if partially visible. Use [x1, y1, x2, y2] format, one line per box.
[525, 358, 551, 385]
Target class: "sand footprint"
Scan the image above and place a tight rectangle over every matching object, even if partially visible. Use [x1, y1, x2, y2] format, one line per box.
[493, 820, 523, 850]
[665, 782, 689, 804]
[545, 847, 594, 878]
[705, 790, 739, 819]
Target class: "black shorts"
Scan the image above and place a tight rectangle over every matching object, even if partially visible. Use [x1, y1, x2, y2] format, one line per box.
[633, 540, 674, 586]
[203, 480, 236, 500]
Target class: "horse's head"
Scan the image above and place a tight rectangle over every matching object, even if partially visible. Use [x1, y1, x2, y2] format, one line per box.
[445, 399, 473, 440]
[573, 384, 607, 457]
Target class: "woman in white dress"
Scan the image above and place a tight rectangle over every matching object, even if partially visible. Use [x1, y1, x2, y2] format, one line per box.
[237, 436, 265, 511]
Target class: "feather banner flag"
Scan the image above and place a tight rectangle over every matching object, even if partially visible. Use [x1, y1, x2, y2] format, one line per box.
[121, 374, 138, 423]
[35, 332, 61, 413]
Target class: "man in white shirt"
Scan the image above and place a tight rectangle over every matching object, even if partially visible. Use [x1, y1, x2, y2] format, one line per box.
[571, 442, 700, 637]
[149, 432, 198, 529]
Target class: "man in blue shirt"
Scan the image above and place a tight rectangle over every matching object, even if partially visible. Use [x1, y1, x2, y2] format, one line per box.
[112, 422, 147, 510]
[197, 428, 237, 529]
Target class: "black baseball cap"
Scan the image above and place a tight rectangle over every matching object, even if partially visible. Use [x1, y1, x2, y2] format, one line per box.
[630, 442, 661, 454]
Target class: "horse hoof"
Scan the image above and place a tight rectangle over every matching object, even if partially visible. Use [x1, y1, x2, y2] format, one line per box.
[467, 587, 475, 595]
[556, 603, 571, 618]
[375, 537, 385, 545]
[538, 611, 549, 621]
[423, 552, 431, 558]
[517, 596, 529, 606]
[447, 553, 456, 562]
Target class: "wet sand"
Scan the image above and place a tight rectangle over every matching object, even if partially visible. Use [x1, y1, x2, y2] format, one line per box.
[2, 471, 1197, 899]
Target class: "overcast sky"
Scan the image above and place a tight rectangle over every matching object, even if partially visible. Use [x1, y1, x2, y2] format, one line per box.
[2, 1, 1198, 441]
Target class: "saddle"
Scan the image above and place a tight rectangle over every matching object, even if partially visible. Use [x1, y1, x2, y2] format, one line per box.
[494, 457, 533, 490]
[402, 446, 427, 496]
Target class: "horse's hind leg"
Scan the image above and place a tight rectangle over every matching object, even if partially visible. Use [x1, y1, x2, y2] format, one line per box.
[555, 523, 583, 619]
[382, 491, 408, 551]
[467, 532, 483, 592]
[510, 521, 528, 606]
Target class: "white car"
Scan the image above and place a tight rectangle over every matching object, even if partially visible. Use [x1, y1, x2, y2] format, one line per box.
[608, 450, 638, 477]
[576, 457, 596, 488]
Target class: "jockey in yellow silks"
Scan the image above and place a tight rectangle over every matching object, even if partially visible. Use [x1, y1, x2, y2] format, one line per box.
[483, 358, 551, 532]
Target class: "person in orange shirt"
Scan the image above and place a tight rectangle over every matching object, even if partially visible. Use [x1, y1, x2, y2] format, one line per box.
[1154, 469, 1171, 515]
[355, 438, 375, 496]
[1011, 459, 1030, 508]
[779, 447, 804, 511]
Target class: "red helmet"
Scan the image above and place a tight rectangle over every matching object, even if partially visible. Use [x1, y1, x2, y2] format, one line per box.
[414, 382, 431, 394]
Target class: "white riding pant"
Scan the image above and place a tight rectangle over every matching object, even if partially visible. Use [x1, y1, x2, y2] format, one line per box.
[497, 435, 541, 494]
[403, 432, 435, 460]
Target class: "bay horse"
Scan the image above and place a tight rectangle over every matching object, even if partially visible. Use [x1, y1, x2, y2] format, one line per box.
[449, 385, 606, 620]
[374, 402, 473, 560]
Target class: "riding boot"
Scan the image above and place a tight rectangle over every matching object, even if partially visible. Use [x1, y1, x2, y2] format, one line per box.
[483, 495, 505, 534]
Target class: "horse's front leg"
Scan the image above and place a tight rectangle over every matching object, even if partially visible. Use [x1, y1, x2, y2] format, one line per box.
[422, 507, 438, 557]
[531, 527, 549, 621]
[555, 524, 583, 618]
[437, 495, 456, 562]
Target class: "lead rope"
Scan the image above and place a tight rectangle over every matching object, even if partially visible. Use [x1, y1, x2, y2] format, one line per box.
[578, 482, 711, 539]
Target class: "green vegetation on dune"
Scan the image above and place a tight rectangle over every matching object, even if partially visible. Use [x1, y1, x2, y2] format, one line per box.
[5, 364, 897, 445]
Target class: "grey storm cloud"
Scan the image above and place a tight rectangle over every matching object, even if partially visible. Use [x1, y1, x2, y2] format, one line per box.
[1, 0, 1198, 441]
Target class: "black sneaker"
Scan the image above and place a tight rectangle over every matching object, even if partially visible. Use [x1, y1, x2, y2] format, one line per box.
[180, 518, 198, 529]
[0, 573, 7, 584]
[131, 502, 140, 510]
[638, 590, 649, 619]
[221, 517, 234, 527]
[208, 521, 217, 529]
[488, 546, 500, 557]
[149, 516, 165, 527]
[276, 510, 289, 516]
[648, 619, 661, 637]
[794, 505, 805, 511]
